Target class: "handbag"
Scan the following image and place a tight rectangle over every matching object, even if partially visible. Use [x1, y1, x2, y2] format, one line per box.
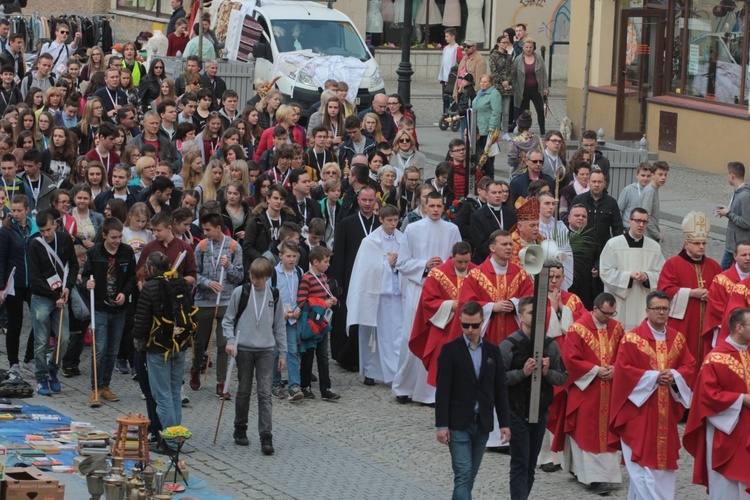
[69, 286, 90, 324]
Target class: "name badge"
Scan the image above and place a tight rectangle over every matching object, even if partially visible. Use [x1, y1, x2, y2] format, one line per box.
[13, 75, 19, 85]
[47, 274, 62, 291]
[55, 63, 67, 76]
[324, 308, 333, 324]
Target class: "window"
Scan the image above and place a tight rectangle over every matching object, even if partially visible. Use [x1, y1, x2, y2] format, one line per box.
[669, 0, 749, 106]
[270, 20, 371, 61]
[116, 0, 171, 18]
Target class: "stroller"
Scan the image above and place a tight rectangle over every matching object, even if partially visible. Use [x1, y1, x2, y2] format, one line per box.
[439, 65, 461, 132]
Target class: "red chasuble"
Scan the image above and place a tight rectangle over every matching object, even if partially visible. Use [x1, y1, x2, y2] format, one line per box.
[609, 320, 696, 470]
[408, 258, 476, 387]
[658, 251, 721, 363]
[510, 229, 545, 268]
[719, 276, 750, 343]
[684, 341, 750, 494]
[702, 266, 741, 359]
[553, 312, 625, 453]
[451, 257, 533, 345]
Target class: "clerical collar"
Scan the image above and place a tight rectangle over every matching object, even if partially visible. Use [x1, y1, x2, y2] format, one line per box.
[491, 257, 508, 275]
[593, 317, 608, 329]
[736, 264, 750, 281]
[679, 248, 704, 264]
[427, 216, 441, 224]
[624, 231, 644, 248]
[647, 322, 666, 339]
[727, 336, 748, 351]
[488, 203, 502, 211]
[455, 267, 468, 277]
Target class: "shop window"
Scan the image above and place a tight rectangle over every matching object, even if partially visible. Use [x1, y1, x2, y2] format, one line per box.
[670, 0, 749, 105]
[116, 0, 170, 18]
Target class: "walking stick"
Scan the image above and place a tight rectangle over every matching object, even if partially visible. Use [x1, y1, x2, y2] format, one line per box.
[54, 307, 64, 365]
[89, 276, 98, 403]
[213, 356, 235, 444]
[204, 268, 224, 383]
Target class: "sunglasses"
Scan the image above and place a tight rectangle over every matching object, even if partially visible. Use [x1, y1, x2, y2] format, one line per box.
[461, 322, 482, 330]
[60, 31, 69, 35]
[398, 138, 411, 143]
[529, 159, 544, 164]
[153, 66, 164, 69]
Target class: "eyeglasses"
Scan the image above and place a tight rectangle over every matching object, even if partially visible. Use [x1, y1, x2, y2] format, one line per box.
[547, 139, 562, 143]
[647, 307, 670, 313]
[59, 31, 69, 35]
[596, 308, 617, 317]
[529, 159, 544, 164]
[581, 142, 597, 149]
[153, 66, 164, 69]
[399, 138, 411, 143]
[630, 218, 648, 224]
[461, 322, 482, 330]
[451, 148, 466, 153]
[406, 177, 420, 183]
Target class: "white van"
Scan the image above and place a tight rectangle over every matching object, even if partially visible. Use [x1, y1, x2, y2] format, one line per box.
[250, 0, 385, 115]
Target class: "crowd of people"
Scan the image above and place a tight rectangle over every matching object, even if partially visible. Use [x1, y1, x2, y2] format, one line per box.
[0, 4, 747, 498]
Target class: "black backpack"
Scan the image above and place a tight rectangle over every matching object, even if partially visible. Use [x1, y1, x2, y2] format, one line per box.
[148, 274, 199, 354]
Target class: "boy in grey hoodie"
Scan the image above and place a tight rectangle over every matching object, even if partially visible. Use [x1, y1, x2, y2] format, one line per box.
[191, 213, 244, 394]
[223, 257, 286, 455]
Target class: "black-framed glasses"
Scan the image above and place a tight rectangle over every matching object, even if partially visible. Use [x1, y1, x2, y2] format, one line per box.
[529, 159, 544, 164]
[461, 322, 482, 330]
[60, 31, 69, 35]
[647, 307, 669, 313]
[596, 308, 617, 317]
[399, 138, 411, 143]
[630, 218, 648, 224]
[547, 139, 562, 143]
[451, 148, 466, 153]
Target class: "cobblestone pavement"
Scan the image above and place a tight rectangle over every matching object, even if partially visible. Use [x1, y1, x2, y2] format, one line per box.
[0, 77, 724, 499]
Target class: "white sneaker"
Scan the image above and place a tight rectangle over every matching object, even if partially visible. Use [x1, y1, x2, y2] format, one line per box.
[9, 364, 20, 374]
[140, 393, 146, 400]
[22, 360, 34, 373]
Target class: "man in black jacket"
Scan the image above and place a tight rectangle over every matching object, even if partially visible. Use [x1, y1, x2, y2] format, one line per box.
[83, 218, 136, 408]
[166, 0, 186, 36]
[470, 180, 517, 263]
[94, 165, 138, 213]
[436, 301, 511, 499]
[569, 170, 624, 264]
[286, 169, 322, 229]
[0, 33, 25, 83]
[28, 210, 78, 396]
[242, 184, 295, 268]
[453, 177, 491, 241]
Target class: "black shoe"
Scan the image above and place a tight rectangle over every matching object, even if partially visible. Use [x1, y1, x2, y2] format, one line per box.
[363, 377, 375, 386]
[321, 389, 340, 401]
[590, 483, 612, 496]
[540, 462, 561, 473]
[260, 434, 274, 455]
[302, 387, 315, 399]
[487, 445, 510, 455]
[396, 395, 411, 404]
[234, 428, 249, 446]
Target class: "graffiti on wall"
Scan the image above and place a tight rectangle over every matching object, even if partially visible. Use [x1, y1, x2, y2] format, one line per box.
[512, 0, 570, 43]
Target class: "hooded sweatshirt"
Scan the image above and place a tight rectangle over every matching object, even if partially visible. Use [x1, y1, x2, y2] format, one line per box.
[222, 283, 286, 355]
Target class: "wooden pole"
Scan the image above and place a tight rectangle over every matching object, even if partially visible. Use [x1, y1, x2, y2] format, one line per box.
[89, 276, 98, 403]
[213, 396, 226, 444]
[54, 307, 64, 365]
[204, 268, 224, 383]
[528, 266, 550, 423]
[580, 0, 595, 134]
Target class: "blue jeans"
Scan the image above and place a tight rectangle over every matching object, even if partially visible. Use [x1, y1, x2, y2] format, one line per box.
[274, 323, 300, 389]
[147, 351, 186, 431]
[509, 410, 548, 500]
[448, 420, 490, 500]
[721, 250, 735, 270]
[91, 309, 127, 390]
[31, 294, 69, 383]
[234, 349, 275, 437]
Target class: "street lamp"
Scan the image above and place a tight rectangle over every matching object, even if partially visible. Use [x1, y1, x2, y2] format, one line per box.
[396, 0, 414, 109]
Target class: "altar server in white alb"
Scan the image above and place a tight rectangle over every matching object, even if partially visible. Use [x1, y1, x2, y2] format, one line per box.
[599, 207, 665, 331]
[346, 205, 405, 385]
[392, 191, 461, 404]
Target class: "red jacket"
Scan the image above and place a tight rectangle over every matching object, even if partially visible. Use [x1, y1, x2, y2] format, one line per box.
[253, 124, 306, 162]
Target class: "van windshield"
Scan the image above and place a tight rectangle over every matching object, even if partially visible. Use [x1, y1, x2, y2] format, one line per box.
[271, 20, 370, 60]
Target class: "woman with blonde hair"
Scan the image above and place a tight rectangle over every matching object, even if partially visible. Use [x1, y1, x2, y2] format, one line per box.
[81, 46, 106, 81]
[336, 82, 356, 116]
[217, 159, 250, 204]
[36, 87, 64, 119]
[196, 159, 227, 204]
[128, 156, 157, 189]
[391, 129, 426, 177]
[180, 152, 204, 190]
[72, 97, 105, 154]
[85, 161, 108, 198]
[256, 88, 282, 130]
[363, 112, 385, 144]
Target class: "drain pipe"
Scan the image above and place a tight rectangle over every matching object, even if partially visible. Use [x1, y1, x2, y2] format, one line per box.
[581, 0, 595, 134]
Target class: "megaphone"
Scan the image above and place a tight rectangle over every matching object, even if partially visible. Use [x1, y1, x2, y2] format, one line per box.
[519, 245, 544, 275]
[520, 240, 567, 275]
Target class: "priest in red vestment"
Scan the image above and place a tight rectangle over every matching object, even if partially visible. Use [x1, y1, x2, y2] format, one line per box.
[609, 290, 696, 499]
[452, 229, 534, 345]
[703, 242, 750, 358]
[555, 292, 625, 494]
[685, 307, 750, 498]
[409, 243, 475, 387]
[658, 210, 721, 364]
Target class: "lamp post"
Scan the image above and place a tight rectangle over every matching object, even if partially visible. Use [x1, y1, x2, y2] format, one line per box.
[397, 0, 414, 108]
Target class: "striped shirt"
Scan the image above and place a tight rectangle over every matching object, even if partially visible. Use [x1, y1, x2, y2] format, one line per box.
[297, 271, 332, 308]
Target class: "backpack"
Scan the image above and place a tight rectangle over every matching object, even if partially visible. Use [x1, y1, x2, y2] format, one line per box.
[148, 273, 199, 356]
[234, 283, 280, 321]
[270, 266, 302, 288]
[198, 238, 238, 254]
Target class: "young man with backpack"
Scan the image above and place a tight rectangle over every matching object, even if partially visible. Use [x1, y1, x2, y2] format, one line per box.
[190, 213, 244, 395]
[28, 209, 78, 396]
[133, 251, 198, 451]
[83, 218, 136, 408]
[223, 257, 285, 455]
